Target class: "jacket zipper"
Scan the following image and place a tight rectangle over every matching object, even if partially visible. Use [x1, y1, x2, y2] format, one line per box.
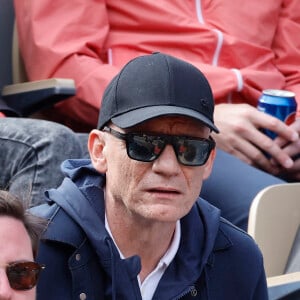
[194, 0, 243, 101]
[195, 0, 222, 66]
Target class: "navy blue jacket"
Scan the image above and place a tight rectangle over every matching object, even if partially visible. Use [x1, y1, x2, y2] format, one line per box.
[32, 159, 268, 300]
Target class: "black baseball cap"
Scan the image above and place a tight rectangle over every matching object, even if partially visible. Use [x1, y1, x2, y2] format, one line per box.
[97, 52, 219, 133]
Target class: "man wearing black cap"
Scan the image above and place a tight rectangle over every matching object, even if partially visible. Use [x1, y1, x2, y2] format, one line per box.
[33, 53, 268, 299]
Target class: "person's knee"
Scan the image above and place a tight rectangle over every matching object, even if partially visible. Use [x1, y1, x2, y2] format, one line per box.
[0, 118, 84, 159]
[43, 121, 78, 144]
[34, 120, 84, 158]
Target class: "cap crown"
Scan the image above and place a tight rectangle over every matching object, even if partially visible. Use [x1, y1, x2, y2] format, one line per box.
[98, 52, 217, 132]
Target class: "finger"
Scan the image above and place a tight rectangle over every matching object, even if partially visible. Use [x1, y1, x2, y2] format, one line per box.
[270, 139, 300, 167]
[251, 111, 299, 142]
[221, 131, 280, 174]
[281, 139, 300, 158]
[236, 139, 280, 173]
[274, 135, 291, 148]
[278, 159, 300, 181]
[274, 119, 300, 147]
[241, 123, 295, 169]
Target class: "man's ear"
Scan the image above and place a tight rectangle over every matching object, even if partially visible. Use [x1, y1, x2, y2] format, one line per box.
[202, 148, 216, 180]
[88, 129, 107, 173]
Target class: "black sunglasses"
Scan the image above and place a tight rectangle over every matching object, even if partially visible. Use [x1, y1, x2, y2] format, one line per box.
[103, 126, 215, 166]
[6, 261, 45, 291]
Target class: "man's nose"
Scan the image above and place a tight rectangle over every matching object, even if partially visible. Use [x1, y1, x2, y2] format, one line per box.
[152, 144, 181, 174]
[0, 270, 12, 300]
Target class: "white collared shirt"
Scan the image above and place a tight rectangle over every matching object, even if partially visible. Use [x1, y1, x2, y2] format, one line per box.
[105, 216, 181, 300]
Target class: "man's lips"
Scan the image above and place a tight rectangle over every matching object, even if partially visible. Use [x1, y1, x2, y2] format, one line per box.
[147, 187, 181, 194]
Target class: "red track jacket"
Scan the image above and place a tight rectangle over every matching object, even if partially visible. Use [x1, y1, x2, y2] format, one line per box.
[14, 0, 300, 130]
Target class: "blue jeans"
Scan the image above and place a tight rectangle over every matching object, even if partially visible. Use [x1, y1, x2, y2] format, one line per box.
[0, 118, 285, 229]
[0, 118, 85, 206]
[200, 150, 285, 230]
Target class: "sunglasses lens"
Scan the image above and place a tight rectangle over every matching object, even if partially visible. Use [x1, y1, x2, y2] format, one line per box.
[176, 138, 212, 166]
[127, 134, 214, 166]
[7, 262, 43, 290]
[128, 135, 163, 161]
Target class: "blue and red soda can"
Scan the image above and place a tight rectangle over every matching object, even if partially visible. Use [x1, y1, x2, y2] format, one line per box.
[257, 89, 297, 139]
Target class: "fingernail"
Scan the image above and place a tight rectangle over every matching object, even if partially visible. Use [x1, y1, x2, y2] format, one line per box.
[292, 132, 299, 141]
[284, 158, 294, 168]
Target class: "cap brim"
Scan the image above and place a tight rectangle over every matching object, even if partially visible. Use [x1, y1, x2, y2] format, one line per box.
[111, 106, 219, 133]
